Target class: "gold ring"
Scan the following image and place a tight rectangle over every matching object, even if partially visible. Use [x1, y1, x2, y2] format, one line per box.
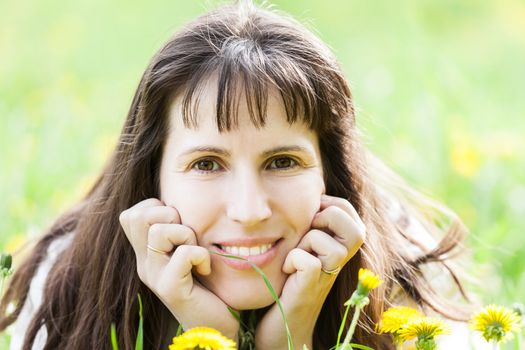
[147, 244, 169, 255]
[321, 266, 342, 275]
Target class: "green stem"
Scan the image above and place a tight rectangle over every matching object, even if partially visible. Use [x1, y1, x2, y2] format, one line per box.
[341, 306, 361, 349]
[492, 340, 499, 350]
[516, 331, 523, 350]
[336, 303, 351, 348]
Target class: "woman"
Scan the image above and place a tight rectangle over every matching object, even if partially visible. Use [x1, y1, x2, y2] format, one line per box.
[0, 1, 472, 349]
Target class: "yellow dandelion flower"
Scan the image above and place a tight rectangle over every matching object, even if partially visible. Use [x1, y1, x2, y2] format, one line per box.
[469, 304, 522, 343]
[358, 268, 383, 292]
[377, 306, 424, 335]
[169, 327, 237, 350]
[398, 317, 450, 346]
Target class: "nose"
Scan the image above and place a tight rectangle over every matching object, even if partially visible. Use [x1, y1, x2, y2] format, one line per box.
[226, 167, 272, 227]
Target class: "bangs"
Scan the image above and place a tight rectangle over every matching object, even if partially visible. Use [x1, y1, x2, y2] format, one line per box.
[179, 49, 324, 132]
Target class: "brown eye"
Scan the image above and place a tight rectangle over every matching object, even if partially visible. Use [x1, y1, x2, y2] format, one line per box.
[193, 159, 220, 172]
[268, 157, 297, 170]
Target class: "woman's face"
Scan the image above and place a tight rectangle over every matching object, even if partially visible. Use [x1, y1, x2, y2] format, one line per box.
[159, 80, 325, 310]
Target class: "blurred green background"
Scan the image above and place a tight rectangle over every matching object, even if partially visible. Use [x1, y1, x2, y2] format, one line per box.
[1, 0, 524, 348]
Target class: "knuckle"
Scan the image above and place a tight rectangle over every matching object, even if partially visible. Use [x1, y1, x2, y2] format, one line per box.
[330, 197, 347, 209]
[290, 247, 303, 256]
[334, 197, 347, 206]
[330, 206, 348, 216]
[326, 206, 345, 221]
[149, 223, 164, 237]
[165, 225, 195, 245]
[357, 225, 367, 242]
[166, 206, 179, 222]
[173, 244, 191, 257]
[311, 228, 325, 237]
[309, 257, 322, 272]
[144, 197, 163, 206]
[335, 244, 348, 260]
[182, 228, 197, 245]
[325, 205, 339, 215]
[128, 210, 143, 226]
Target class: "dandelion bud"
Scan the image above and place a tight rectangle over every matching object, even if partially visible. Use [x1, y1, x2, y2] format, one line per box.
[512, 302, 524, 317]
[356, 268, 383, 295]
[0, 253, 12, 270]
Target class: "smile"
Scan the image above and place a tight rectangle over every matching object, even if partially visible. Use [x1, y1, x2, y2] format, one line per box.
[219, 243, 274, 256]
[212, 239, 283, 270]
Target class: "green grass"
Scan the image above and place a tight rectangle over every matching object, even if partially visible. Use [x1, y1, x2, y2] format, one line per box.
[1, 0, 524, 348]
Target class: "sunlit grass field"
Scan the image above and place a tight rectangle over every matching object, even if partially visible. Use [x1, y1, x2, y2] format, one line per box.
[1, 0, 524, 348]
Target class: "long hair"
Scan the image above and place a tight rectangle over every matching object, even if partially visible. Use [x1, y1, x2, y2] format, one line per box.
[0, 2, 469, 349]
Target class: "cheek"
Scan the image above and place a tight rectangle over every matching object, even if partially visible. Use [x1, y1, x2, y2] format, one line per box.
[161, 179, 221, 233]
[268, 173, 325, 234]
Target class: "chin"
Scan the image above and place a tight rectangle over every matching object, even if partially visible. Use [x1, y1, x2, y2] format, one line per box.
[214, 279, 284, 310]
[221, 291, 276, 310]
[199, 273, 287, 310]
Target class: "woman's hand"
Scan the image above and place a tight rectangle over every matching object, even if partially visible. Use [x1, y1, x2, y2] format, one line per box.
[119, 198, 240, 341]
[254, 194, 366, 349]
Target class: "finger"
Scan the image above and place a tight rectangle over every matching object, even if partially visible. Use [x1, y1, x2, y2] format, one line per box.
[121, 200, 180, 232]
[282, 248, 321, 286]
[119, 198, 163, 232]
[146, 245, 211, 307]
[146, 223, 198, 271]
[311, 205, 365, 256]
[148, 223, 197, 251]
[126, 206, 181, 257]
[166, 245, 211, 282]
[297, 229, 348, 270]
[132, 197, 165, 210]
[119, 198, 166, 226]
[320, 194, 365, 229]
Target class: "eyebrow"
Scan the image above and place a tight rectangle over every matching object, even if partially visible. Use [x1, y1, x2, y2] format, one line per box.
[177, 145, 315, 159]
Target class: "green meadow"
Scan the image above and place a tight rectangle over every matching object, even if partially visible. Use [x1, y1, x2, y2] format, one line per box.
[1, 0, 524, 348]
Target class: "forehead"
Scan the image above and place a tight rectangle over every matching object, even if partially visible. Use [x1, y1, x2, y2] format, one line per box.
[167, 75, 315, 136]
[165, 79, 320, 156]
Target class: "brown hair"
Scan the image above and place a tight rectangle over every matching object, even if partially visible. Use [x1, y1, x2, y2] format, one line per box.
[0, 1, 469, 349]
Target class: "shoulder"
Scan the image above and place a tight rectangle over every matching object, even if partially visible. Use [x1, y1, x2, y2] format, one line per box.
[8, 233, 74, 350]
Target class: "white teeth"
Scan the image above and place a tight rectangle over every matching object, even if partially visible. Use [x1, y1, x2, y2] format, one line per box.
[239, 247, 250, 256]
[221, 243, 274, 256]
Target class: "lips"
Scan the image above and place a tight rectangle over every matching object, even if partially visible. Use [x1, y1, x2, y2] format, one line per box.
[211, 238, 283, 270]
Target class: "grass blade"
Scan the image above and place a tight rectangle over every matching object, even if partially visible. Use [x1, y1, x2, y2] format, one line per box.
[349, 344, 374, 350]
[135, 294, 144, 350]
[110, 323, 119, 350]
[335, 303, 351, 348]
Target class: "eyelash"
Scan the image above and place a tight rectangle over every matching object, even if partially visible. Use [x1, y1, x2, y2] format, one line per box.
[190, 156, 300, 174]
